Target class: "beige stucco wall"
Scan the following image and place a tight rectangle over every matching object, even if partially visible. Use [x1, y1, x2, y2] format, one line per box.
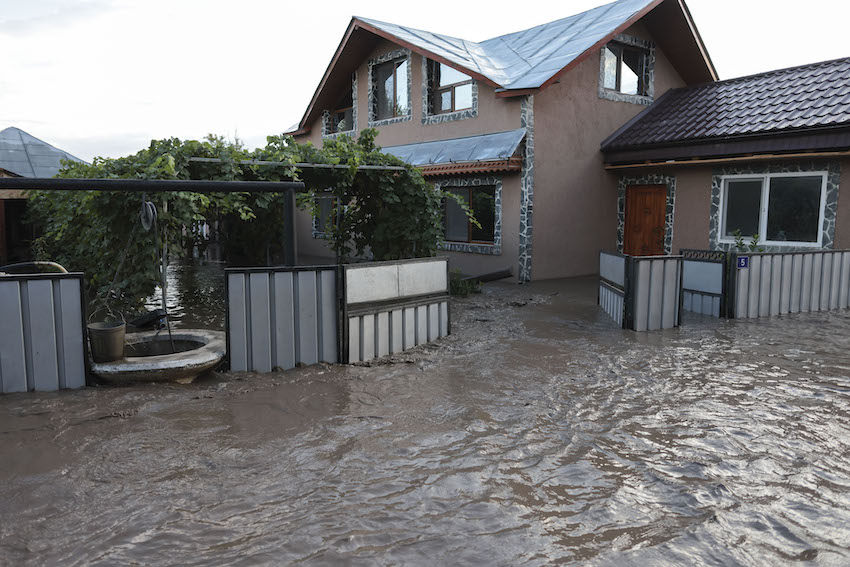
[531, 21, 688, 280]
[669, 166, 713, 252]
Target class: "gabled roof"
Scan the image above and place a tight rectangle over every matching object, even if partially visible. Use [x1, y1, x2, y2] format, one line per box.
[293, 0, 716, 135]
[602, 57, 850, 165]
[0, 127, 85, 178]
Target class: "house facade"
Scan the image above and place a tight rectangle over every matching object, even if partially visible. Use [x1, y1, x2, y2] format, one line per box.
[291, 0, 715, 281]
[291, 0, 850, 282]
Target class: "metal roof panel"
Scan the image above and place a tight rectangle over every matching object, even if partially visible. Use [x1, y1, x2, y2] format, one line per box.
[383, 129, 527, 166]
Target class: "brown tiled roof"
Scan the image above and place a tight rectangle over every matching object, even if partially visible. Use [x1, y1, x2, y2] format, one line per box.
[602, 57, 850, 153]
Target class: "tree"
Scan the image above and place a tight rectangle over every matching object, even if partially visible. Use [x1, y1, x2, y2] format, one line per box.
[27, 130, 458, 315]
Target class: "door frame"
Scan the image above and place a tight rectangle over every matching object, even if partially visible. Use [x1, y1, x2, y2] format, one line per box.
[618, 176, 675, 256]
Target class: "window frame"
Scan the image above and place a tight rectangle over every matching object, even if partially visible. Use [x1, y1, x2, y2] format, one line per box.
[429, 61, 473, 115]
[718, 171, 828, 248]
[443, 185, 497, 245]
[598, 34, 655, 106]
[602, 43, 647, 96]
[311, 194, 340, 239]
[373, 57, 410, 121]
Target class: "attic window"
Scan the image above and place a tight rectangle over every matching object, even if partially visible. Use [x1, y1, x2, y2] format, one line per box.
[603, 44, 648, 96]
[374, 58, 409, 120]
[328, 91, 353, 134]
[429, 61, 473, 114]
[598, 35, 655, 105]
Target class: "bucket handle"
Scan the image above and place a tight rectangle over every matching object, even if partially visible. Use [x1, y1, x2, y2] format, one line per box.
[88, 303, 125, 325]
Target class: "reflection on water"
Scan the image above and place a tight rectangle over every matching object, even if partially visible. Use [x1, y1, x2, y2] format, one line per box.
[145, 260, 226, 330]
[2, 278, 850, 565]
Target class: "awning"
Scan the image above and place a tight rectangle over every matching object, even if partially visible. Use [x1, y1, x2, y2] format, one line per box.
[383, 129, 526, 176]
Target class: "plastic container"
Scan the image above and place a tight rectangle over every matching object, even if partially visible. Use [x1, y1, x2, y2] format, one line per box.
[87, 321, 126, 363]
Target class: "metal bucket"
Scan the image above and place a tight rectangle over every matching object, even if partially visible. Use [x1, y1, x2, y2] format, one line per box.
[87, 321, 126, 363]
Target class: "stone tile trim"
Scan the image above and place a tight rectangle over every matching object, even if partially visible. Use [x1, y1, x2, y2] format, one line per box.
[322, 72, 358, 140]
[617, 175, 677, 255]
[436, 176, 502, 255]
[518, 95, 535, 282]
[368, 48, 412, 127]
[598, 33, 656, 106]
[420, 57, 478, 125]
[709, 162, 841, 252]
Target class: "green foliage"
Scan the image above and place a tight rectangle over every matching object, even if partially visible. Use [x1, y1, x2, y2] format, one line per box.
[731, 229, 764, 252]
[449, 269, 482, 297]
[27, 129, 460, 315]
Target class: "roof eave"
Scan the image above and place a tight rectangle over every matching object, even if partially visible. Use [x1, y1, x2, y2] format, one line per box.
[602, 126, 850, 166]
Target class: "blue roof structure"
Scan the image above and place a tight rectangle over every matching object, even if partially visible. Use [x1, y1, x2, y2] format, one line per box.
[358, 0, 659, 90]
[383, 129, 526, 166]
[0, 127, 84, 178]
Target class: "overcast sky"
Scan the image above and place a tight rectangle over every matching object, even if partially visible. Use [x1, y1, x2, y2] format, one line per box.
[1, 0, 848, 163]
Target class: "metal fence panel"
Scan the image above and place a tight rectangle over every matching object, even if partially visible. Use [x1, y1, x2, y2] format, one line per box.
[344, 258, 450, 364]
[0, 274, 86, 393]
[226, 267, 338, 372]
[732, 250, 850, 319]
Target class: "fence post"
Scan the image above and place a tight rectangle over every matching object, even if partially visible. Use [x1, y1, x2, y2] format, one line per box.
[727, 252, 738, 319]
[623, 255, 636, 330]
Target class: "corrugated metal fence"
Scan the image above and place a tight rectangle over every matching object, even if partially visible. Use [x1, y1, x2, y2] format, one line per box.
[344, 258, 450, 363]
[226, 266, 338, 372]
[598, 252, 683, 332]
[599, 252, 626, 327]
[731, 250, 850, 318]
[0, 273, 87, 393]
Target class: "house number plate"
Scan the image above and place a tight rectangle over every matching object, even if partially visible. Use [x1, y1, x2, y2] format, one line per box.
[737, 256, 749, 269]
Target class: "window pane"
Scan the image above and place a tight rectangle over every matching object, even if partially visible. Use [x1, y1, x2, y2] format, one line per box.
[469, 187, 496, 243]
[332, 108, 352, 132]
[395, 59, 409, 115]
[375, 62, 394, 120]
[620, 48, 642, 95]
[318, 197, 335, 232]
[438, 63, 469, 87]
[724, 180, 762, 237]
[455, 83, 472, 110]
[444, 189, 469, 242]
[603, 46, 619, 90]
[767, 176, 822, 243]
[439, 90, 452, 113]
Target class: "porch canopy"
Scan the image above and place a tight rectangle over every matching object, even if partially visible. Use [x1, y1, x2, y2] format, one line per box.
[383, 128, 526, 176]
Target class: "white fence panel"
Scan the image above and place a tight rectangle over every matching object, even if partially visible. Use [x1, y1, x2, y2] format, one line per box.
[0, 274, 86, 393]
[345, 258, 450, 363]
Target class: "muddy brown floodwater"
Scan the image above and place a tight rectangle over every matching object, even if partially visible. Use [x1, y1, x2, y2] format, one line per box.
[2, 277, 850, 566]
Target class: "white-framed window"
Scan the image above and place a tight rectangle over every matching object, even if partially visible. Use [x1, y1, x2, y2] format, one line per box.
[719, 172, 828, 247]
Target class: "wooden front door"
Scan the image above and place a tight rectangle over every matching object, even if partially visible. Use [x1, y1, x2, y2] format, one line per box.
[624, 185, 666, 256]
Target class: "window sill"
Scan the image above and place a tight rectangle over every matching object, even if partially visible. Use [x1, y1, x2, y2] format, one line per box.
[598, 88, 653, 106]
[717, 239, 825, 250]
[422, 107, 477, 125]
[368, 115, 411, 128]
[322, 129, 356, 140]
[441, 241, 501, 255]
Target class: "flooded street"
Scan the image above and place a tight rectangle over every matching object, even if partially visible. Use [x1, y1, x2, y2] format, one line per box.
[2, 277, 850, 565]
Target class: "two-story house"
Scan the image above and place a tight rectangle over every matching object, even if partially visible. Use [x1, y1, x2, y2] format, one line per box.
[290, 0, 716, 282]
[290, 0, 850, 282]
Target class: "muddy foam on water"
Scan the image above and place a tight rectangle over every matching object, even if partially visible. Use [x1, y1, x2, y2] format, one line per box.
[2, 277, 849, 565]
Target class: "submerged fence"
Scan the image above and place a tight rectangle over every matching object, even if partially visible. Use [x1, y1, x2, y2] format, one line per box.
[226, 258, 451, 371]
[0, 273, 87, 393]
[226, 266, 339, 372]
[681, 250, 728, 318]
[730, 250, 850, 318]
[598, 252, 683, 332]
[344, 258, 450, 363]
